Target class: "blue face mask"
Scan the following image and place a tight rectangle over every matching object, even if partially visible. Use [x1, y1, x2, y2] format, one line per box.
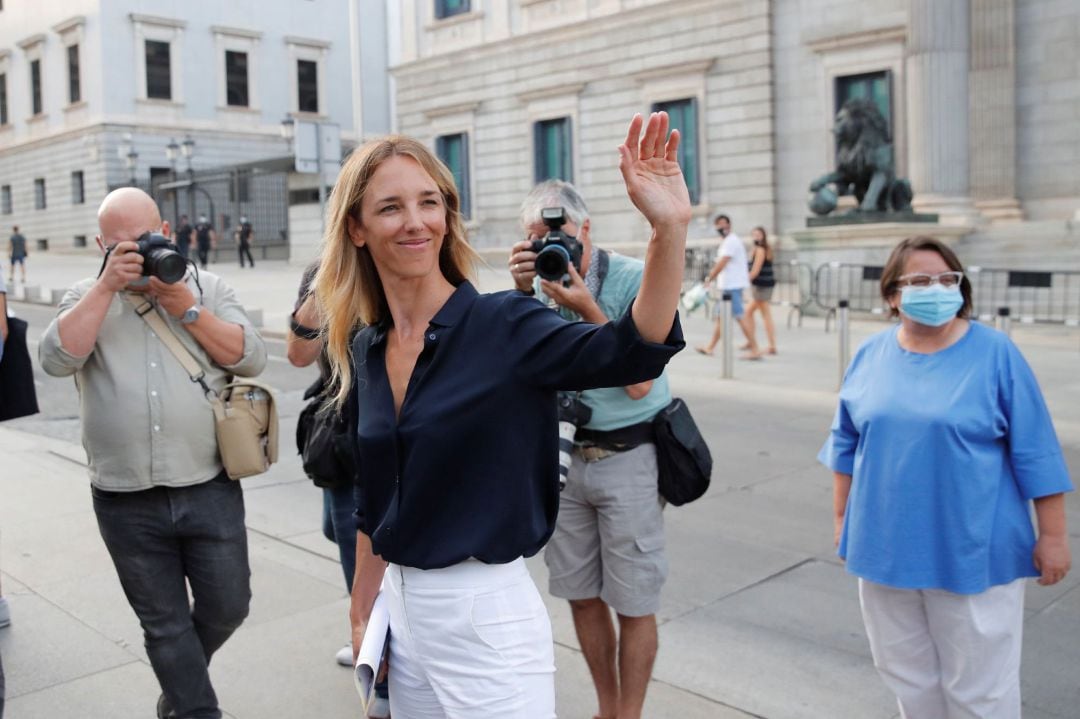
[899, 284, 963, 327]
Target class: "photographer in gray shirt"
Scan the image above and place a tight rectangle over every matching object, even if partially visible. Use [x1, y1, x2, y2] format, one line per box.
[39, 188, 266, 719]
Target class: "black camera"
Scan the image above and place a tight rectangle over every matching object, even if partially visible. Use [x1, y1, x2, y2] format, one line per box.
[135, 232, 187, 284]
[556, 392, 592, 491]
[528, 207, 584, 283]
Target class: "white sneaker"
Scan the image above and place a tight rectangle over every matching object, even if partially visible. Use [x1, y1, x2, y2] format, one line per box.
[0, 596, 10, 628]
[335, 643, 353, 667]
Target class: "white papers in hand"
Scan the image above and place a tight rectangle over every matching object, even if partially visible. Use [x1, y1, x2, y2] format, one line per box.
[353, 591, 390, 716]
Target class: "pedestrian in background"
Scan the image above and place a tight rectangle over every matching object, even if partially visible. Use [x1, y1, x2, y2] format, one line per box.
[744, 226, 777, 355]
[236, 216, 255, 269]
[508, 179, 672, 719]
[287, 261, 360, 666]
[820, 235, 1072, 719]
[7, 227, 27, 285]
[173, 215, 193, 259]
[696, 214, 761, 360]
[39, 188, 267, 719]
[315, 111, 688, 718]
[195, 215, 216, 269]
[287, 262, 391, 715]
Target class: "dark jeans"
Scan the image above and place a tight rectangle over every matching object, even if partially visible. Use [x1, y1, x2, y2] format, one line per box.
[238, 242, 254, 268]
[322, 483, 359, 591]
[196, 242, 210, 269]
[92, 474, 250, 719]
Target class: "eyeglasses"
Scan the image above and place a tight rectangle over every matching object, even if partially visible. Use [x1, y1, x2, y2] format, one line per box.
[897, 271, 964, 288]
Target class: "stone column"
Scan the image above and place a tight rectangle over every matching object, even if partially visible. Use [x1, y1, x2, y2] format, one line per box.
[969, 0, 1023, 221]
[905, 0, 977, 223]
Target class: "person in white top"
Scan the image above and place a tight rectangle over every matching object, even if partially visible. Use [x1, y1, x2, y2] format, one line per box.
[697, 214, 763, 359]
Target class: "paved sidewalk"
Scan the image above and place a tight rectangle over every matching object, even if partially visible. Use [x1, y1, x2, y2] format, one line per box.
[2, 254, 1079, 718]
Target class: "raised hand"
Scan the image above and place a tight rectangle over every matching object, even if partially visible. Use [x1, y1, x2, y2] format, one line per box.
[617, 112, 693, 230]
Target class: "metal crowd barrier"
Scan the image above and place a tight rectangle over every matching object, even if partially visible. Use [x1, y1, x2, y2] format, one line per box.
[812, 262, 1080, 329]
[965, 267, 1080, 327]
[681, 246, 814, 327]
[813, 262, 889, 331]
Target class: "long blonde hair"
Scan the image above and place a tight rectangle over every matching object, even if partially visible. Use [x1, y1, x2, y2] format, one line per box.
[313, 135, 477, 408]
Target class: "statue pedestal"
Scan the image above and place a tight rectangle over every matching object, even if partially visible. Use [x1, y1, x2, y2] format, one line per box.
[807, 211, 940, 227]
[790, 221, 974, 271]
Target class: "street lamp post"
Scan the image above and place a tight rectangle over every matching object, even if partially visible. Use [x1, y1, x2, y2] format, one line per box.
[181, 135, 195, 223]
[126, 149, 139, 187]
[165, 138, 181, 227]
[118, 133, 138, 187]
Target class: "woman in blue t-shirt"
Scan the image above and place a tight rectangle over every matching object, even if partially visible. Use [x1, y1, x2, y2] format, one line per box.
[820, 236, 1072, 719]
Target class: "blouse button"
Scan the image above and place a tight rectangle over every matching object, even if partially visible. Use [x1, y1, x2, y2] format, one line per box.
[428, 333, 436, 341]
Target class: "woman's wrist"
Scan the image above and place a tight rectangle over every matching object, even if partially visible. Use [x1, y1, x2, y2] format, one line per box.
[289, 311, 320, 340]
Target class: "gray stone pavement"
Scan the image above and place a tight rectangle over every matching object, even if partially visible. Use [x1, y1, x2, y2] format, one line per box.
[1, 255, 1079, 718]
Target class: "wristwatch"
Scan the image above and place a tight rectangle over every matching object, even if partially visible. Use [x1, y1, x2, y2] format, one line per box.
[181, 304, 203, 325]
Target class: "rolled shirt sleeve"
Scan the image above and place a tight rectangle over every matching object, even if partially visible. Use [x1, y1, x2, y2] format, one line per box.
[1001, 341, 1073, 500]
[39, 282, 94, 377]
[204, 275, 267, 377]
[818, 398, 857, 476]
[505, 293, 684, 392]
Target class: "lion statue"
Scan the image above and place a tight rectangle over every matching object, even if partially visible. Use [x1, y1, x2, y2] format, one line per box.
[808, 98, 913, 215]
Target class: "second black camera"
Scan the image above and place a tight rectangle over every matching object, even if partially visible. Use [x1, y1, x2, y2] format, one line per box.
[529, 207, 584, 283]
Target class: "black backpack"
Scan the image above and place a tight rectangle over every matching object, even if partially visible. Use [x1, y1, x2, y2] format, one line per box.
[652, 398, 712, 505]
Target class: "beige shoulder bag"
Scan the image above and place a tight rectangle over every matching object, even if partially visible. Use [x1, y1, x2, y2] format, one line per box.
[125, 294, 279, 480]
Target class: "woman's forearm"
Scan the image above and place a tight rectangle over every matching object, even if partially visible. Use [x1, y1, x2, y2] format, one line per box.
[632, 222, 688, 343]
[833, 472, 852, 520]
[833, 472, 852, 547]
[749, 249, 764, 281]
[1034, 493, 1068, 538]
[350, 532, 388, 627]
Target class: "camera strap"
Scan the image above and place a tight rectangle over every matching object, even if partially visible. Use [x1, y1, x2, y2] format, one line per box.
[586, 248, 610, 301]
[123, 293, 212, 395]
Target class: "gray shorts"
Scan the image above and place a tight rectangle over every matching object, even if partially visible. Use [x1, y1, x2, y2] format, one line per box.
[751, 285, 774, 302]
[544, 443, 667, 617]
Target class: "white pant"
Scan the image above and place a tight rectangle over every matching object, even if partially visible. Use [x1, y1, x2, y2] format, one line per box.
[385, 558, 556, 719]
[859, 578, 1026, 719]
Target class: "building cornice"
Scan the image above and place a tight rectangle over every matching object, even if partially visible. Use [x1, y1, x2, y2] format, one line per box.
[211, 25, 263, 40]
[631, 58, 715, 83]
[806, 25, 907, 54]
[129, 14, 187, 29]
[17, 34, 47, 50]
[52, 16, 87, 35]
[422, 101, 481, 120]
[284, 35, 330, 49]
[515, 83, 586, 104]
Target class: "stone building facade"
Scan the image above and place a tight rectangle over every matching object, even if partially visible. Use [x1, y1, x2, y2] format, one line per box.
[394, 0, 1080, 260]
[0, 0, 355, 256]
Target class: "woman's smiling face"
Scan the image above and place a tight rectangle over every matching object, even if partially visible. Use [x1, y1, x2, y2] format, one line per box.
[349, 154, 448, 283]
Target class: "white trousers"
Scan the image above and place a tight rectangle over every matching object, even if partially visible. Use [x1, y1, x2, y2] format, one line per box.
[385, 557, 556, 719]
[859, 578, 1026, 719]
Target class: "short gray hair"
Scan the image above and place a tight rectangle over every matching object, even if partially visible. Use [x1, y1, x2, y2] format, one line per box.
[519, 179, 589, 228]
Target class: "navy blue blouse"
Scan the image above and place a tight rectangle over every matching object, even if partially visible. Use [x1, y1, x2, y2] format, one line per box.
[350, 281, 683, 569]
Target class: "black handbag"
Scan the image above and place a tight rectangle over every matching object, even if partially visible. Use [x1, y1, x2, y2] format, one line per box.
[295, 379, 357, 489]
[0, 316, 40, 422]
[652, 398, 711, 506]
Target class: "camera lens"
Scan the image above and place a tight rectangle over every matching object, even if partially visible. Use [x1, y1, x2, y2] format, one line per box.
[145, 248, 187, 284]
[535, 245, 570, 281]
